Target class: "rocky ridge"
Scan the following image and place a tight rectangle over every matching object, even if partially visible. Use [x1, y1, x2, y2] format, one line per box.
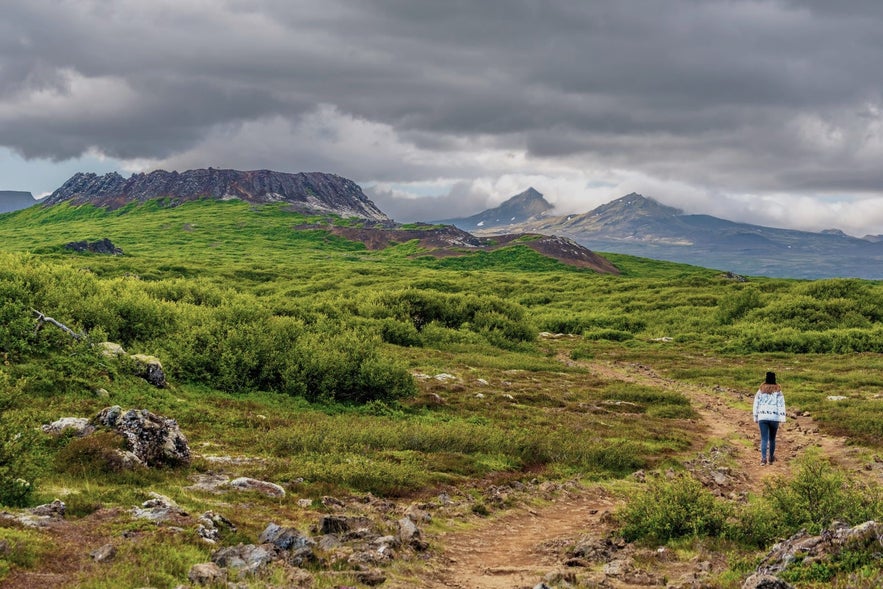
[42, 168, 389, 221]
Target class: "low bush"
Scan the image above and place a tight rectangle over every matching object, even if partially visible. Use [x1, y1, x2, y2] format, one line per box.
[728, 453, 883, 547]
[619, 471, 731, 543]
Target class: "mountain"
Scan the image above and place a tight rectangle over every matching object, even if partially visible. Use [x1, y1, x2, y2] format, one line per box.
[0, 190, 35, 213]
[42, 168, 389, 221]
[472, 192, 883, 280]
[435, 187, 553, 230]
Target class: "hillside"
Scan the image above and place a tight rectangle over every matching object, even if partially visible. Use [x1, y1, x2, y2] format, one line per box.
[0, 199, 881, 588]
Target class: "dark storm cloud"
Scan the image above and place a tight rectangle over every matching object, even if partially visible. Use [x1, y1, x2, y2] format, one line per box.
[4, 0, 883, 199]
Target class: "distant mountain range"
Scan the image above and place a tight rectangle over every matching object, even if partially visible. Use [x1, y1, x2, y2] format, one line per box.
[444, 190, 883, 280]
[42, 168, 389, 221]
[12, 169, 883, 278]
[0, 190, 35, 213]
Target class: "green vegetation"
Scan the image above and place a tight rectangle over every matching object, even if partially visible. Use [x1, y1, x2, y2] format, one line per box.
[1, 199, 882, 586]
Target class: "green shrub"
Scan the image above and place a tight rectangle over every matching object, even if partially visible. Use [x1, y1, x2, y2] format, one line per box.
[716, 287, 762, 324]
[619, 472, 731, 542]
[761, 453, 882, 535]
[0, 372, 37, 507]
[379, 318, 422, 347]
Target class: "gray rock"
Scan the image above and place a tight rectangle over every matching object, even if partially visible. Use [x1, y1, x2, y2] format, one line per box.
[211, 543, 275, 577]
[95, 406, 190, 467]
[259, 523, 314, 552]
[41, 417, 94, 437]
[197, 511, 236, 543]
[132, 493, 186, 521]
[31, 500, 65, 518]
[318, 514, 374, 536]
[397, 516, 427, 551]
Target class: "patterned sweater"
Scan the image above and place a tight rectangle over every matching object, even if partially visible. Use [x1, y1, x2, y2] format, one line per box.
[753, 383, 786, 423]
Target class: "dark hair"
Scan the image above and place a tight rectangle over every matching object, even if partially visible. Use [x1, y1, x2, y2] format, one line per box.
[765, 372, 777, 385]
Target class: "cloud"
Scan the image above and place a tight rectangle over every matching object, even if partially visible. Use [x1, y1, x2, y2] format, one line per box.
[3, 1, 883, 234]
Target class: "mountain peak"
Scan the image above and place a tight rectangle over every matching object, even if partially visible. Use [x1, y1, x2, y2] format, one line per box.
[600, 193, 683, 217]
[42, 168, 389, 221]
[434, 187, 553, 230]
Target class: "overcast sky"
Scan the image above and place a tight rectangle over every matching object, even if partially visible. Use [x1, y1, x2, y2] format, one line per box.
[4, 1, 883, 235]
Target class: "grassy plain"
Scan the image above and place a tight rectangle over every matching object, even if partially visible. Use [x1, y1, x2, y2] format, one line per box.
[0, 200, 881, 587]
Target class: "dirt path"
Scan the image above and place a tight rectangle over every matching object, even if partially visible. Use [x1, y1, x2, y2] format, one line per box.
[417, 356, 876, 589]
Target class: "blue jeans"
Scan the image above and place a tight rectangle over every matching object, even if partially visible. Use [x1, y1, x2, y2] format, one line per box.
[758, 420, 780, 462]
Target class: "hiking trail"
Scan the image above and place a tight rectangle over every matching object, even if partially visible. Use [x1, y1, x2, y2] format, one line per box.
[411, 357, 877, 589]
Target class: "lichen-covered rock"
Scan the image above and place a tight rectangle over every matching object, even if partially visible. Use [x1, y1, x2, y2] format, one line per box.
[31, 500, 65, 519]
[211, 543, 275, 577]
[94, 406, 190, 467]
[259, 523, 315, 552]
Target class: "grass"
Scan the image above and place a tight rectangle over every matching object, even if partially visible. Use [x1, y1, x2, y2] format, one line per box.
[0, 199, 882, 587]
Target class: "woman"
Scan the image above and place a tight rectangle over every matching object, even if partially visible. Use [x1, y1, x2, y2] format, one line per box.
[753, 371, 786, 465]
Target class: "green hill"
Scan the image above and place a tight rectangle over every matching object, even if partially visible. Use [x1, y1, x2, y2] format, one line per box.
[0, 200, 881, 587]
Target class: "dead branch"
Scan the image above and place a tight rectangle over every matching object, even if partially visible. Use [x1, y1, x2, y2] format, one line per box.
[32, 309, 85, 340]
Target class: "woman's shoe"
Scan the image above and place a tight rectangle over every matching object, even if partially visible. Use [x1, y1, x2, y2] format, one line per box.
[760, 459, 767, 465]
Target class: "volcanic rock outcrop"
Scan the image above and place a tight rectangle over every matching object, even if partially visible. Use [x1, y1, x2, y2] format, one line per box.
[43, 168, 389, 221]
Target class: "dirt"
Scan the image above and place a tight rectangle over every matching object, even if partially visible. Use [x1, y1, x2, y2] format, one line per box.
[408, 357, 880, 589]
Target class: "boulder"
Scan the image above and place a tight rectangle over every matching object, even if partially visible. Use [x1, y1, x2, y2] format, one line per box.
[211, 543, 275, 577]
[132, 493, 187, 521]
[31, 500, 66, 519]
[259, 523, 314, 551]
[95, 406, 190, 467]
[397, 516, 427, 551]
[258, 523, 317, 567]
[318, 514, 374, 536]
[63, 238, 123, 255]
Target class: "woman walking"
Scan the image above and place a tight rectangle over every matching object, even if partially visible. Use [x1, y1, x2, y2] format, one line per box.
[753, 372, 786, 465]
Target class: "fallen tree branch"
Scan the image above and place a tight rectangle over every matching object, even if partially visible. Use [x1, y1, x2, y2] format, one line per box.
[32, 309, 85, 340]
